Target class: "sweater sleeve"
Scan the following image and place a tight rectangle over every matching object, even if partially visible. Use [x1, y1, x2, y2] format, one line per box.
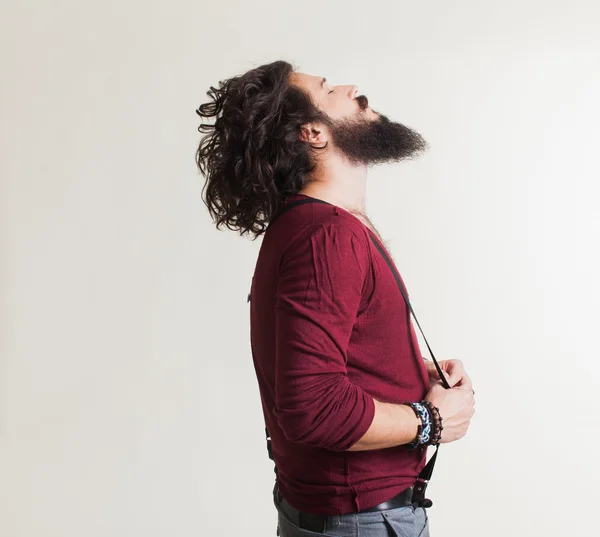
[273, 223, 376, 451]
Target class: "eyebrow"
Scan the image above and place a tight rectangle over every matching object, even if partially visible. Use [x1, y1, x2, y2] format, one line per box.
[320, 77, 327, 88]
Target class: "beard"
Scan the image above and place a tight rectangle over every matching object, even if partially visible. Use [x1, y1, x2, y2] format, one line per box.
[326, 102, 428, 167]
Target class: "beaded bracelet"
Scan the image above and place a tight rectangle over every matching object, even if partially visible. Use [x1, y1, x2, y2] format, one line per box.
[423, 401, 443, 446]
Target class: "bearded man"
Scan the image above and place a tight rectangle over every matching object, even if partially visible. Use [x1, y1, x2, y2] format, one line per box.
[195, 60, 475, 537]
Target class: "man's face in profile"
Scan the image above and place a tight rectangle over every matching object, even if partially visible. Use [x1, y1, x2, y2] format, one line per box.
[290, 71, 428, 166]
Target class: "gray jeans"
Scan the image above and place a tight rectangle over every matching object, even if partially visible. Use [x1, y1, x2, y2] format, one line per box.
[273, 487, 431, 537]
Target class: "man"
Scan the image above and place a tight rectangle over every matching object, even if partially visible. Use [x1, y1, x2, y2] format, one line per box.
[195, 60, 475, 536]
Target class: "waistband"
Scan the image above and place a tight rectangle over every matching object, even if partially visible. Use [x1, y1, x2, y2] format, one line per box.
[273, 482, 415, 533]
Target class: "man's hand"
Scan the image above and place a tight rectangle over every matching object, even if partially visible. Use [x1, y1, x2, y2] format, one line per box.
[424, 381, 475, 443]
[424, 358, 473, 391]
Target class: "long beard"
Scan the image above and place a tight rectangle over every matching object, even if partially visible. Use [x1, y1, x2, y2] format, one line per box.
[328, 110, 429, 167]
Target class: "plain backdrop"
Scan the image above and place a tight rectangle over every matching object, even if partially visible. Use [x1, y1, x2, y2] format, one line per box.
[1, 1, 599, 536]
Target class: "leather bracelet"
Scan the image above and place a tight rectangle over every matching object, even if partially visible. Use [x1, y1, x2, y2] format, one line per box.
[406, 402, 430, 449]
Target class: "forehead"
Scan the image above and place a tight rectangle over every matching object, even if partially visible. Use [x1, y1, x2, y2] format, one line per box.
[290, 72, 324, 92]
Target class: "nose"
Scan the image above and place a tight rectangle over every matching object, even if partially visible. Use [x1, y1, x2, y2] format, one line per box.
[338, 85, 358, 99]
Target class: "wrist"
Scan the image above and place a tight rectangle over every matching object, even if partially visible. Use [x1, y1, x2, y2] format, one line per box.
[405, 401, 443, 448]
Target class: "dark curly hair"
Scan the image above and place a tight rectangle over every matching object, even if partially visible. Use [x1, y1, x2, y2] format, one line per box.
[195, 60, 332, 239]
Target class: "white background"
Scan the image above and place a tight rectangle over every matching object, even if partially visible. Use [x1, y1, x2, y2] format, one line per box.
[1, 1, 599, 536]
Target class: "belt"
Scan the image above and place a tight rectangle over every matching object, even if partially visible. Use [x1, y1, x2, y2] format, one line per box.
[273, 483, 415, 534]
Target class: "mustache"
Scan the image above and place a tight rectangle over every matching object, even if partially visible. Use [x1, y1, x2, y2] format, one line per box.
[356, 95, 369, 110]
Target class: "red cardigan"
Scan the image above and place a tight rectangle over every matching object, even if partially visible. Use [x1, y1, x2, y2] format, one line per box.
[249, 193, 429, 515]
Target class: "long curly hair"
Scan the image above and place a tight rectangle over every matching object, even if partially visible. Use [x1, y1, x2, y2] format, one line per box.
[195, 60, 332, 239]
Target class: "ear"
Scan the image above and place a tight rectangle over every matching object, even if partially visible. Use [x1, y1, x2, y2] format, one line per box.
[299, 123, 328, 146]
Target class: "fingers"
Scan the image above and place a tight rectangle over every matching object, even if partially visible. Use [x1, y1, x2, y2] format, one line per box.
[454, 376, 473, 391]
[454, 385, 475, 405]
[445, 359, 465, 387]
[428, 361, 475, 405]
[449, 368, 473, 392]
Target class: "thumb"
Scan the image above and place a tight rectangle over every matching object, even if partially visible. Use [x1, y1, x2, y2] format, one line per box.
[445, 371, 460, 388]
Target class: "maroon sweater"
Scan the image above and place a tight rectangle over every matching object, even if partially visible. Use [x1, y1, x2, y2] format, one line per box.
[249, 193, 429, 515]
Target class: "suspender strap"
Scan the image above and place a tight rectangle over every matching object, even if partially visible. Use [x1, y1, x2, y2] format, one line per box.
[367, 237, 451, 390]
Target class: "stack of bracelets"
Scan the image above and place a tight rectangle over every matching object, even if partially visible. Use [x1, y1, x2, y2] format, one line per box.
[406, 401, 443, 449]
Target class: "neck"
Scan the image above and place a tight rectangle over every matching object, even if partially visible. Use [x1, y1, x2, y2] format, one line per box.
[297, 154, 368, 213]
